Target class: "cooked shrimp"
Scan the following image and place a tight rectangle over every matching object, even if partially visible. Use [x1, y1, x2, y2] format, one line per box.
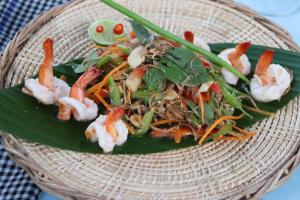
[250, 50, 292, 102]
[184, 31, 211, 52]
[22, 38, 70, 105]
[218, 42, 251, 85]
[85, 107, 128, 153]
[57, 68, 102, 121]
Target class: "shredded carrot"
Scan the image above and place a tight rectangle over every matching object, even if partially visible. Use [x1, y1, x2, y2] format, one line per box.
[100, 49, 112, 57]
[220, 134, 255, 141]
[197, 126, 207, 137]
[152, 119, 178, 126]
[94, 93, 112, 111]
[86, 61, 129, 96]
[198, 114, 244, 145]
[198, 94, 205, 123]
[112, 66, 130, 79]
[233, 126, 256, 136]
[174, 128, 192, 144]
[242, 105, 275, 117]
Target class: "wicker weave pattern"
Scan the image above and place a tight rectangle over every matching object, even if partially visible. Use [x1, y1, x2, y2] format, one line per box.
[1, 0, 300, 199]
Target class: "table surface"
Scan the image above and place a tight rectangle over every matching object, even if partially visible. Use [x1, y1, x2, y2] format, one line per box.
[21, 1, 300, 199]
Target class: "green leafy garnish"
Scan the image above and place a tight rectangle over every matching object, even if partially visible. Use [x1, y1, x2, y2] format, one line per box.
[132, 89, 151, 104]
[108, 77, 122, 106]
[70, 51, 111, 73]
[143, 68, 166, 92]
[204, 103, 214, 125]
[128, 19, 153, 45]
[158, 48, 210, 86]
[210, 123, 234, 139]
[187, 100, 200, 118]
[133, 110, 154, 136]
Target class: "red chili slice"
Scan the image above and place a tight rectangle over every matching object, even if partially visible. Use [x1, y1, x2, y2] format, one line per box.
[184, 31, 194, 43]
[130, 31, 136, 39]
[113, 23, 124, 35]
[96, 25, 104, 33]
[210, 82, 222, 95]
[201, 92, 211, 102]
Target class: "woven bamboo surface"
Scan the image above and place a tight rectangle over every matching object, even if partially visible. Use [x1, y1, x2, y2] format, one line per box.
[1, 0, 300, 199]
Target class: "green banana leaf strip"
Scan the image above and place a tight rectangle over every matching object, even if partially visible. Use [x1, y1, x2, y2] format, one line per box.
[0, 43, 299, 154]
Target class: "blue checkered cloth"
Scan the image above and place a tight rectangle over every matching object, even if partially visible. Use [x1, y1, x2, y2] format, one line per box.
[0, 1, 69, 199]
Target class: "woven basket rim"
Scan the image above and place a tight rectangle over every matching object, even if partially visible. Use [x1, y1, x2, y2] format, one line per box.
[1, 0, 300, 199]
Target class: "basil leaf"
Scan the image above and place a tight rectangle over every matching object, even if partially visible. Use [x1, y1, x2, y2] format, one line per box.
[158, 48, 210, 86]
[204, 103, 214, 125]
[143, 68, 166, 92]
[129, 20, 153, 45]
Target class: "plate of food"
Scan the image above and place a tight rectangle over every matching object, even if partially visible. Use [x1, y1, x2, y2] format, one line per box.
[1, 0, 300, 199]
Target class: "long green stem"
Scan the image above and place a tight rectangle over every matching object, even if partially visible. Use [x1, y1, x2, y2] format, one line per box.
[100, 0, 249, 84]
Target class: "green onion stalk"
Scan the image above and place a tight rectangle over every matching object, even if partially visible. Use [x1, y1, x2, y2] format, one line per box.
[100, 0, 250, 84]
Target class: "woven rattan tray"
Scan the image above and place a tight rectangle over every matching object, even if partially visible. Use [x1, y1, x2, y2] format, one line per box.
[1, 0, 300, 199]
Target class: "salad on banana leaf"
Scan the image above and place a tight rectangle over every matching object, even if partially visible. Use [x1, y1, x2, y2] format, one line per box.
[21, 18, 292, 153]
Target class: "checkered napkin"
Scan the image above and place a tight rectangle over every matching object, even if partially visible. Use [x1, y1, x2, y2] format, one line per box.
[0, 1, 68, 199]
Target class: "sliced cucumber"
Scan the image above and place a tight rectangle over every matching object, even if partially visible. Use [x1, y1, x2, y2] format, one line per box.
[88, 19, 127, 46]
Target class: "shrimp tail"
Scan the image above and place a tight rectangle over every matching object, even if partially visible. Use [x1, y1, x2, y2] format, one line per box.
[234, 42, 251, 58]
[184, 31, 194, 43]
[104, 107, 125, 140]
[69, 68, 103, 102]
[38, 38, 54, 90]
[228, 42, 251, 69]
[255, 50, 274, 76]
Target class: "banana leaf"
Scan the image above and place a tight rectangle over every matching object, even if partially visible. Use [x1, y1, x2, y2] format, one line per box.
[0, 44, 299, 154]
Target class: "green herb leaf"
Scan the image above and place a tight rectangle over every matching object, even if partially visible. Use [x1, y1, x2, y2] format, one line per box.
[204, 103, 214, 125]
[210, 123, 233, 139]
[69, 51, 111, 73]
[73, 51, 100, 73]
[187, 100, 200, 118]
[133, 110, 154, 136]
[128, 20, 153, 45]
[143, 68, 166, 92]
[108, 77, 122, 106]
[132, 89, 151, 104]
[158, 47, 210, 86]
